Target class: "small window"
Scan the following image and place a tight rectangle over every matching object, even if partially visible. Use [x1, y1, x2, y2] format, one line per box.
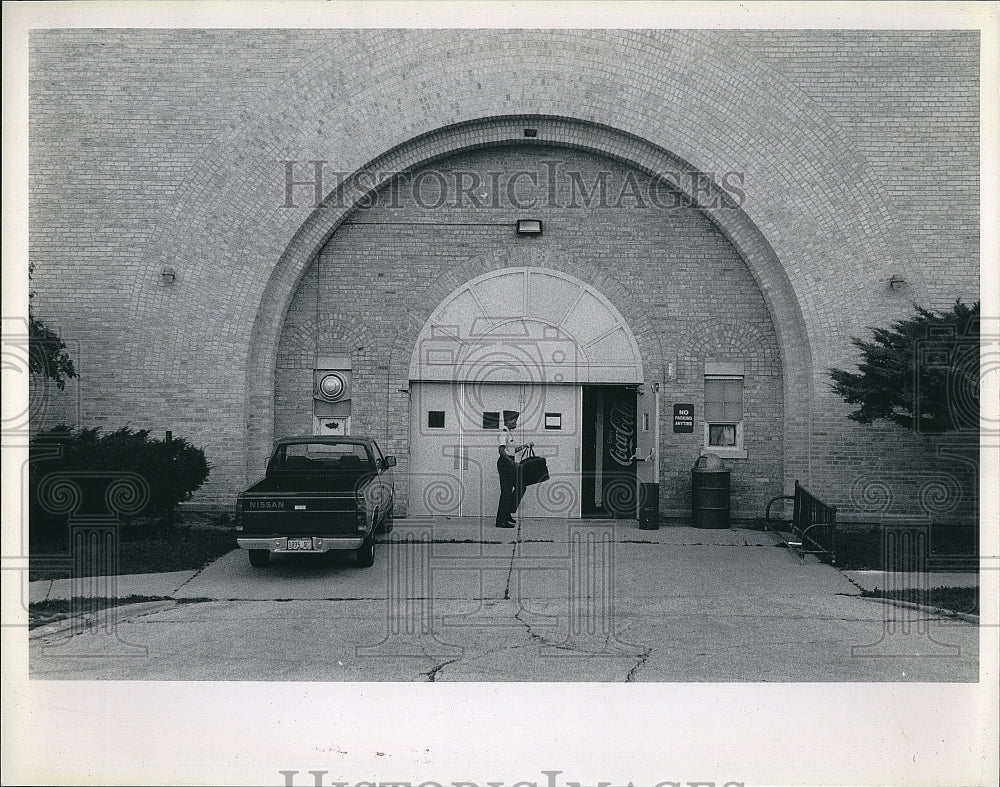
[482, 411, 500, 430]
[704, 372, 746, 456]
[544, 412, 562, 430]
[708, 424, 737, 446]
[427, 411, 445, 429]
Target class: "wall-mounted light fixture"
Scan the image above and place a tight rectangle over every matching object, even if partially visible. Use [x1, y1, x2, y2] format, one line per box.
[516, 219, 543, 236]
[161, 267, 176, 285]
[889, 274, 906, 289]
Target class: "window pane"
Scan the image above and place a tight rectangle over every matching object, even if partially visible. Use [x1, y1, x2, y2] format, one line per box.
[427, 411, 445, 428]
[705, 380, 724, 421]
[705, 377, 742, 424]
[482, 412, 500, 430]
[708, 424, 737, 446]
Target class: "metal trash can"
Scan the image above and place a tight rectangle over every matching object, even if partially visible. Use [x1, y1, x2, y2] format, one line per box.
[691, 453, 731, 529]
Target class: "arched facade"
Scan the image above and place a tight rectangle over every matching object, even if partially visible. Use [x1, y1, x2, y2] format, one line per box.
[27, 30, 979, 523]
[273, 142, 787, 517]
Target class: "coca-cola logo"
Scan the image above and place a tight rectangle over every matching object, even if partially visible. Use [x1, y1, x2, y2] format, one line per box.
[608, 399, 636, 467]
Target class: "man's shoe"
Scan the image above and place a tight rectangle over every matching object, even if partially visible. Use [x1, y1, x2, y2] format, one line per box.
[496, 521, 515, 528]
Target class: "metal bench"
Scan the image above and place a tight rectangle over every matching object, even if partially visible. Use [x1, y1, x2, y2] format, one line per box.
[765, 480, 837, 563]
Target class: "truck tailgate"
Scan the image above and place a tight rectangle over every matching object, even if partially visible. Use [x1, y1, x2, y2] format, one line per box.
[240, 494, 358, 535]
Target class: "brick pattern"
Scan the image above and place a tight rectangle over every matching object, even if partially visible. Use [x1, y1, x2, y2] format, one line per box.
[275, 146, 784, 515]
[27, 30, 979, 523]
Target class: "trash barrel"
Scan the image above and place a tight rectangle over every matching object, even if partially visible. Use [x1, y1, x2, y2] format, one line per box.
[691, 453, 731, 529]
[638, 482, 659, 530]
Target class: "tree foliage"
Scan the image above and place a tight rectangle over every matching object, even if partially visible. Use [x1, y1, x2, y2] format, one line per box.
[28, 263, 77, 389]
[829, 300, 979, 433]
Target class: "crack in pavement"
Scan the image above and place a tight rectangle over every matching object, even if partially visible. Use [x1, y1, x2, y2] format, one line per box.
[172, 564, 211, 593]
[512, 604, 590, 656]
[423, 657, 460, 682]
[625, 647, 652, 682]
[502, 520, 521, 600]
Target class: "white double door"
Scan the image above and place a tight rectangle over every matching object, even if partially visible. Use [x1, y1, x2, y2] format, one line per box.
[409, 382, 581, 519]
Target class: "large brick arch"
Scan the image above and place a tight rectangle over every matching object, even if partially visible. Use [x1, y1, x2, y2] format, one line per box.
[119, 30, 914, 487]
[247, 120, 809, 484]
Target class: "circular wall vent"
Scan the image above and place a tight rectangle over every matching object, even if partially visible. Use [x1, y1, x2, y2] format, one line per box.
[318, 372, 346, 401]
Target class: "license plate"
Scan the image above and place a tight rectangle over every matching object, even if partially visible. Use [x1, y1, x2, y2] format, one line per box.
[286, 538, 315, 551]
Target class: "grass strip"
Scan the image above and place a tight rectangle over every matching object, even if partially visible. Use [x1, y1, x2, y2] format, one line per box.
[30, 527, 237, 580]
[860, 586, 978, 615]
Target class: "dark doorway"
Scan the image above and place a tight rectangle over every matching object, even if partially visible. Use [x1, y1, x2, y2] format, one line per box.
[581, 386, 638, 518]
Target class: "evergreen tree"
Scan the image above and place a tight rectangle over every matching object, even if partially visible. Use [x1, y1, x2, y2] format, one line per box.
[829, 301, 979, 433]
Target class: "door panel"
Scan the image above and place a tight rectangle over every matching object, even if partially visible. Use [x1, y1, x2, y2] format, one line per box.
[458, 381, 523, 518]
[516, 384, 580, 518]
[409, 382, 582, 518]
[408, 382, 463, 517]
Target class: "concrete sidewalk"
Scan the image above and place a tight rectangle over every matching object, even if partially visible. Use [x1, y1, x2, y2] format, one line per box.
[26, 520, 799, 603]
[26, 519, 979, 603]
[27, 519, 980, 681]
[28, 569, 200, 604]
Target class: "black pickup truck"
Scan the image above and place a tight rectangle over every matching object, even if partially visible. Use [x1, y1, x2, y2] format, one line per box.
[235, 436, 396, 568]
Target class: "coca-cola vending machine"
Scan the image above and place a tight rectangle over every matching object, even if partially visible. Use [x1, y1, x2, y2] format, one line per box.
[602, 389, 637, 518]
[582, 386, 637, 518]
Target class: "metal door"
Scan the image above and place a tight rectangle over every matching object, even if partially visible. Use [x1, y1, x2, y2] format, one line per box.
[514, 383, 581, 518]
[410, 382, 581, 519]
[408, 382, 464, 517]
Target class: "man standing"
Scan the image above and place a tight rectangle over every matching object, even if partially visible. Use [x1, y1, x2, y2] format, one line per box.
[496, 412, 532, 528]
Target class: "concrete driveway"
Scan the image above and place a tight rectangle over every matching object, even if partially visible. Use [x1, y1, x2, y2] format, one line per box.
[28, 519, 979, 681]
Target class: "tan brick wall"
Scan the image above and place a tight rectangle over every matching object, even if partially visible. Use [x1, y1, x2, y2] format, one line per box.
[28, 30, 979, 522]
[276, 146, 785, 515]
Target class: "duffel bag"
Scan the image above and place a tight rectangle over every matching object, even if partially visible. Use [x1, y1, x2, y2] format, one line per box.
[518, 445, 549, 488]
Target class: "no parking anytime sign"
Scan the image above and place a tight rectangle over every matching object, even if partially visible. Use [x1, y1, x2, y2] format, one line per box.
[673, 403, 694, 433]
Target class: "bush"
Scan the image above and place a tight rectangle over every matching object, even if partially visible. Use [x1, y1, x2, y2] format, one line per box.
[30, 425, 210, 542]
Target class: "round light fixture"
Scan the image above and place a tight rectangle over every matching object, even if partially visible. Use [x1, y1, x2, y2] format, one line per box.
[318, 372, 346, 401]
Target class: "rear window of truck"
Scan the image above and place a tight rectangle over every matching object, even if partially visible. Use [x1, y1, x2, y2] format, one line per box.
[273, 442, 372, 472]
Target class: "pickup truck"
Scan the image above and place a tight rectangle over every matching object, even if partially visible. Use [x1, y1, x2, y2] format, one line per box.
[235, 436, 396, 568]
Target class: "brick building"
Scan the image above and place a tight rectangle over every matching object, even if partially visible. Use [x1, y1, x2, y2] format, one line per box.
[27, 29, 979, 523]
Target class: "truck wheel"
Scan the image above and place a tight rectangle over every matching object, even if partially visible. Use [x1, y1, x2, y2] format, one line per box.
[248, 549, 270, 567]
[356, 534, 375, 568]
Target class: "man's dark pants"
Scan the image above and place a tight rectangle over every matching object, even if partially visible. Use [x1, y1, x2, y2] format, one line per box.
[496, 452, 518, 526]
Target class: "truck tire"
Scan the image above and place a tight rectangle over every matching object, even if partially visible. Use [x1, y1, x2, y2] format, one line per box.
[248, 549, 270, 567]
[356, 534, 375, 568]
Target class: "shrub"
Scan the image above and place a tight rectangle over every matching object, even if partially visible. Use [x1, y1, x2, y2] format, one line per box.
[30, 426, 210, 542]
